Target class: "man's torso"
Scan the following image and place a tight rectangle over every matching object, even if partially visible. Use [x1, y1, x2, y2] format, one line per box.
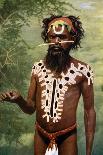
[32, 57, 93, 132]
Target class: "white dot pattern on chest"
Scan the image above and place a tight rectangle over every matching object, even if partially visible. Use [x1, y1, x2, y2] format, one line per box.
[31, 60, 93, 123]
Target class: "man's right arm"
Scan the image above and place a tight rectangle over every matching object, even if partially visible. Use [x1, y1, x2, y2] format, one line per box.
[0, 73, 37, 115]
[17, 73, 37, 114]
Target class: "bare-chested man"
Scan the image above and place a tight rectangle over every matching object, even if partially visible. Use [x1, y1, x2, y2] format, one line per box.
[0, 15, 96, 155]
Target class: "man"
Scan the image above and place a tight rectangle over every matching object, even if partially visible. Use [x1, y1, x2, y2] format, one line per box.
[0, 15, 96, 155]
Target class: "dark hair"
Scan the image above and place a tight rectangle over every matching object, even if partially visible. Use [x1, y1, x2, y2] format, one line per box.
[41, 15, 84, 50]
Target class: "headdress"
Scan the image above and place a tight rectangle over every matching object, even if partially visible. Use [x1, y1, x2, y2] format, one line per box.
[48, 17, 76, 34]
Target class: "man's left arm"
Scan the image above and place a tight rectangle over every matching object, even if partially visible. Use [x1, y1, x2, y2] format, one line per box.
[81, 77, 96, 155]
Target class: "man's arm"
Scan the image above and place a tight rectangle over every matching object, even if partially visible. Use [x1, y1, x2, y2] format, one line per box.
[81, 78, 96, 155]
[16, 73, 37, 114]
[0, 73, 37, 115]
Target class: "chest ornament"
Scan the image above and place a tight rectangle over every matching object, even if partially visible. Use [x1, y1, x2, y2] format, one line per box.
[32, 60, 93, 123]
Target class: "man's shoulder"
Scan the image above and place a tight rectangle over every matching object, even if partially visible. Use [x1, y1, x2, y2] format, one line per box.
[32, 59, 43, 67]
[31, 59, 43, 76]
[69, 57, 94, 85]
[70, 56, 88, 67]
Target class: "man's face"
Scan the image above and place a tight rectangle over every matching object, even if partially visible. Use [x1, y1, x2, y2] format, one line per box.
[44, 24, 74, 73]
[47, 25, 73, 55]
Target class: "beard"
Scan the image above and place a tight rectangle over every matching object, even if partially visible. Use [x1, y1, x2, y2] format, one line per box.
[44, 44, 71, 74]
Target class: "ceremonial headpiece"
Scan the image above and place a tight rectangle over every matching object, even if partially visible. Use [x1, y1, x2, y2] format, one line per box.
[48, 17, 76, 34]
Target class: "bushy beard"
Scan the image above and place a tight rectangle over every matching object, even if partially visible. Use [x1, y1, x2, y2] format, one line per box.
[44, 45, 71, 74]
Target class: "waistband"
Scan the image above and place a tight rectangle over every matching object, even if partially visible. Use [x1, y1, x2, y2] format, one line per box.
[35, 122, 77, 150]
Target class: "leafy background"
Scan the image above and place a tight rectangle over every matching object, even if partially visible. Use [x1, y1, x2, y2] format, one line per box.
[0, 0, 103, 154]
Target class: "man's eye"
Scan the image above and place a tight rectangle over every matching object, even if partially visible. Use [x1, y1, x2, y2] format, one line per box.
[50, 36, 55, 39]
[60, 36, 67, 39]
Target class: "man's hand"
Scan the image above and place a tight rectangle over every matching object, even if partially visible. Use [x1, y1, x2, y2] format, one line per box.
[0, 90, 22, 103]
[0, 74, 36, 114]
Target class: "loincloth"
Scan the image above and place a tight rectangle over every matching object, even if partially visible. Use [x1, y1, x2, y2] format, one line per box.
[35, 122, 77, 155]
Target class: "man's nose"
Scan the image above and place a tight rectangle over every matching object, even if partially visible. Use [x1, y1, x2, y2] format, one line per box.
[55, 37, 60, 44]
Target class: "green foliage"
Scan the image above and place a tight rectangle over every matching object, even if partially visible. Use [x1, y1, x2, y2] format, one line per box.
[101, 84, 103, 92]
[0, 104, 27, 144]
[0, 0, 73, 20]
[0, 0, 5, 9]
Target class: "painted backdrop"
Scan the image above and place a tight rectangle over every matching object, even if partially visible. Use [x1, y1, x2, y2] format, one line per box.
[0, 0, 103, 154]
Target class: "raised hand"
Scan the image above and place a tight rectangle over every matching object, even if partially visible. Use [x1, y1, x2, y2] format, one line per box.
[0, 90, 22, 103]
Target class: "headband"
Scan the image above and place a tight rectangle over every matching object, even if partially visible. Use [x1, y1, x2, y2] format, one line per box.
[48, 17, 76, 34]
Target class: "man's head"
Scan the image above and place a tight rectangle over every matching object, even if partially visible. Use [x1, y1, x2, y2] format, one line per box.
[41, 15, 84, 74]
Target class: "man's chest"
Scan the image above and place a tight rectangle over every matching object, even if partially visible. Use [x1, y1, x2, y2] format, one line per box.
[32, 60, 93, 123]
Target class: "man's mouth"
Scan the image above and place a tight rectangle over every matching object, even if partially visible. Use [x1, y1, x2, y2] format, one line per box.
[52, 47, 62, 54]
[48, 45, 65, 55]
[50, 45, 63, 51]
[53, 47, 60, 51]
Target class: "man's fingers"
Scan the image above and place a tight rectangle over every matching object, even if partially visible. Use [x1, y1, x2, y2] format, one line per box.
[0, 90, 20, 103]
[2, 93, 7, 98]
[0, 94, 4, 101]
[0, 92, 12, 101]
[10, 90, 17, 96]
[4, 92, 17, 101]
[0, 94, 6, 100]
[5, 92, 12, 98]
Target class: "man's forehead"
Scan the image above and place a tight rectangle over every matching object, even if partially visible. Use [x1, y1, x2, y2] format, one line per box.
[47, 17, 76, 35]
[48, 25, 69, 36]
